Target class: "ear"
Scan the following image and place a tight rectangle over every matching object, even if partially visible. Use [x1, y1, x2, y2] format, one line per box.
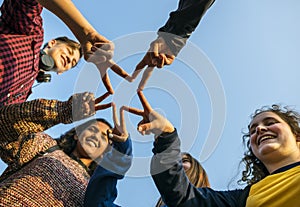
[47, 39, 57, 48]
[74, 134, 79, 141]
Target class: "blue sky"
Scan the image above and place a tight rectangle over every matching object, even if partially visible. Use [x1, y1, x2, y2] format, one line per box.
[1, 0, 300, 206]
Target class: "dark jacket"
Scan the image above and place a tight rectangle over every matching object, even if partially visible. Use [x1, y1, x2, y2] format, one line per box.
[84, 137, 133, 207]
[158, 0, 215, 55]
[151, 130, 250, 207]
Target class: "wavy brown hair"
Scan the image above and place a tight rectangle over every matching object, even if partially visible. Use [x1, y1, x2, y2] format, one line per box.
[239, 104, 300, 186]
[155, 152, 210, 207]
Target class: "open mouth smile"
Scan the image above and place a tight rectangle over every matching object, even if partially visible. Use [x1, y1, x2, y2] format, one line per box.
[257, 135, 276, 146]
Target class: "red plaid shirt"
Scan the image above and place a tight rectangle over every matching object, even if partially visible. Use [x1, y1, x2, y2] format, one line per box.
[0, 0, 44, 106]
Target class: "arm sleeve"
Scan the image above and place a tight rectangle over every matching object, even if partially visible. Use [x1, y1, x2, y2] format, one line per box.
[151, 130, 250, 207]
[0, 98, 72, 143]
[84, 137, 133, 207]
[158, 0, 215, 55]
[0, 0, 43, 34]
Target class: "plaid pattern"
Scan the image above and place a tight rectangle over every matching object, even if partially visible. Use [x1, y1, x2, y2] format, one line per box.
[0, 0, 44, 106]
[0, 98, 90, 206]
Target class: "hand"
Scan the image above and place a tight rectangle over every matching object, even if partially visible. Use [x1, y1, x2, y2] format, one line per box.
[122, 91, 174, 136]
[107, 103, 129, 142]
[130, 37, 175, 90]
[87, 42, 131, 94]
[71, 91, 111, 121]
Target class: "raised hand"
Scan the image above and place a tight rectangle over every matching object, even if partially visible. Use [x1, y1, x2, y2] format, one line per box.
[122, 91, 174, 136]
[130, 37, 175, 90]
[71, 91, 111, 121]
[87, 42, 131, 94]
[107, 103, 129, 142]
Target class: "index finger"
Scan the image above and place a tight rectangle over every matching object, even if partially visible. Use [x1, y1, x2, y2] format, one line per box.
[95, 103, 112, 111]
[95, 92, 111, 104]
[122, 106, 144, 117]
[111, 103, 120, 127]
[109, 60, 130, 79]
[137, 91, 152, 112]
[151, 41, 159, 58]
[131, 63, 145, 81]
[137, 66, 154, 91]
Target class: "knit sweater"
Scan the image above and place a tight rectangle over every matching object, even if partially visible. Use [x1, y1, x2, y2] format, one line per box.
[0, 98, 90, 207]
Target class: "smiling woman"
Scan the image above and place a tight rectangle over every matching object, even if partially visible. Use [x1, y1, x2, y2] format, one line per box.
[241, 104, 300, 185]
[126, 91, 300, 207]
[0, 92, 132, 207]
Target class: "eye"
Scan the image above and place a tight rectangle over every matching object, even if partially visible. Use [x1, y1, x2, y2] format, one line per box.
[249, 125, 257, 135]
[249, 128, 256, 135]
[182, 158, 189, 163]
[264, 119, 278, 126]
[88, 126, 98, 132]
[72, 59, 77, 68]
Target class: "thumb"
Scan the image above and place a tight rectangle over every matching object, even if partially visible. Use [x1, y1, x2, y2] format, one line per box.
[138, 123, 152, 135]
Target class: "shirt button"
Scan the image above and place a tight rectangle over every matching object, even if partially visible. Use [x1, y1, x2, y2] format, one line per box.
[34, 54, 37, 59]
[21, 85, 24, 88]
[7, 93, 10, 97]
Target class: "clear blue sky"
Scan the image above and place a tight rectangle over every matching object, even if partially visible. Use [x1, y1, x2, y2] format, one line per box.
[1, 0, 300, 206]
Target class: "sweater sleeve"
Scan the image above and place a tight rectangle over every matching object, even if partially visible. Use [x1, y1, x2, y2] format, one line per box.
[151, 130, 250, 207]
[0, 98, 72, 143]
[84, 137, 133, 207]
[158, 0, 215, 56]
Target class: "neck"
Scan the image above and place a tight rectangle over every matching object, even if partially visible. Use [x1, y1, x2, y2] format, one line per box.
[70, 151, 92, 168]
[79, 158, 93, 167]
[265, 156, 300, 174]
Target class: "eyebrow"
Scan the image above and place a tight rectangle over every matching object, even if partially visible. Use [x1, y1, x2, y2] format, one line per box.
[101, 132, 108, 141]
[249, 117, 277, 131]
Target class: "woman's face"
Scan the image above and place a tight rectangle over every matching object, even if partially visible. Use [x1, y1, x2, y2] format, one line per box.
[249, 111, 300, 165]
[75, 121, 111, 160]
[182, 156, 192, 171]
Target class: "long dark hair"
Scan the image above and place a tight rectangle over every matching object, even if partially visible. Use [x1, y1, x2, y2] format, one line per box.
[239, 104, 300, 186]
[56, 118, 112, 175]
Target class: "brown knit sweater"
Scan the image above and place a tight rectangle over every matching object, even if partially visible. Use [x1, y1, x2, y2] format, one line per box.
[0, 98, 90, 207]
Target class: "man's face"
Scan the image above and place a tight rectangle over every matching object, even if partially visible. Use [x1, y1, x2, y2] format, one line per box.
[43, 40, 81, 74]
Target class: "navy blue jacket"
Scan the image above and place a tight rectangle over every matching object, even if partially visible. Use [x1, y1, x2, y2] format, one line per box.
[84, 137, 132, 207]
[151, 130, 250, 207]
[158, 0, 215, 55]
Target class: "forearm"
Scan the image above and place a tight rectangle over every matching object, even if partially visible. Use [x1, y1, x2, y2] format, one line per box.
[84, 138, 132, 207]
[151, 131, 249, 207]
[158, 0, 215, 55]
[151, 130, 190, 206]
[36, 0, 95, 43]
[0, 98, 72, 140]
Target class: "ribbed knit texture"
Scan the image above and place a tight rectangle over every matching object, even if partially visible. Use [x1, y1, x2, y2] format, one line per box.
[0, 98, 91, 206]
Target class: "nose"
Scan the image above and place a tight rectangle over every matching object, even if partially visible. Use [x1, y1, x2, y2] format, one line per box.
[256, 125, 267, 134]
[66, 56, 71, 64]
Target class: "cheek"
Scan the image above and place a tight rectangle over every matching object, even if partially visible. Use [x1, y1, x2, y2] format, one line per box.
[182, 162, 191, 171]
[249, 135, 256, 147]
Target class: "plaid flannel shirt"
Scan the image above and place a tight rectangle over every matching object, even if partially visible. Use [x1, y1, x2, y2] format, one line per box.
[0, 0, 44, 106]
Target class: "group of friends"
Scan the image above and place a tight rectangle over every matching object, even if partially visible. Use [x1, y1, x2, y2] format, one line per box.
[0, 0, 299, 207]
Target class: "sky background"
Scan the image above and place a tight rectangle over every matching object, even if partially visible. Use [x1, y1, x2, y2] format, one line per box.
[1, 0, 300, 206]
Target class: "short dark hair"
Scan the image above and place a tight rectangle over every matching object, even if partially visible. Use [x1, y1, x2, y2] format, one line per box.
[43, 36, 83, 58]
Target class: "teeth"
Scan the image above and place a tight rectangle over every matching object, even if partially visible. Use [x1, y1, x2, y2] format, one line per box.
[258, 135, 274, 145]
[86, 138, 97, 147]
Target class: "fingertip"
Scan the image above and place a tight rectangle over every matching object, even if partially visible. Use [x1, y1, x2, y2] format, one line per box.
[109, 89, 114, 95]
[108, 133, 114, 139]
